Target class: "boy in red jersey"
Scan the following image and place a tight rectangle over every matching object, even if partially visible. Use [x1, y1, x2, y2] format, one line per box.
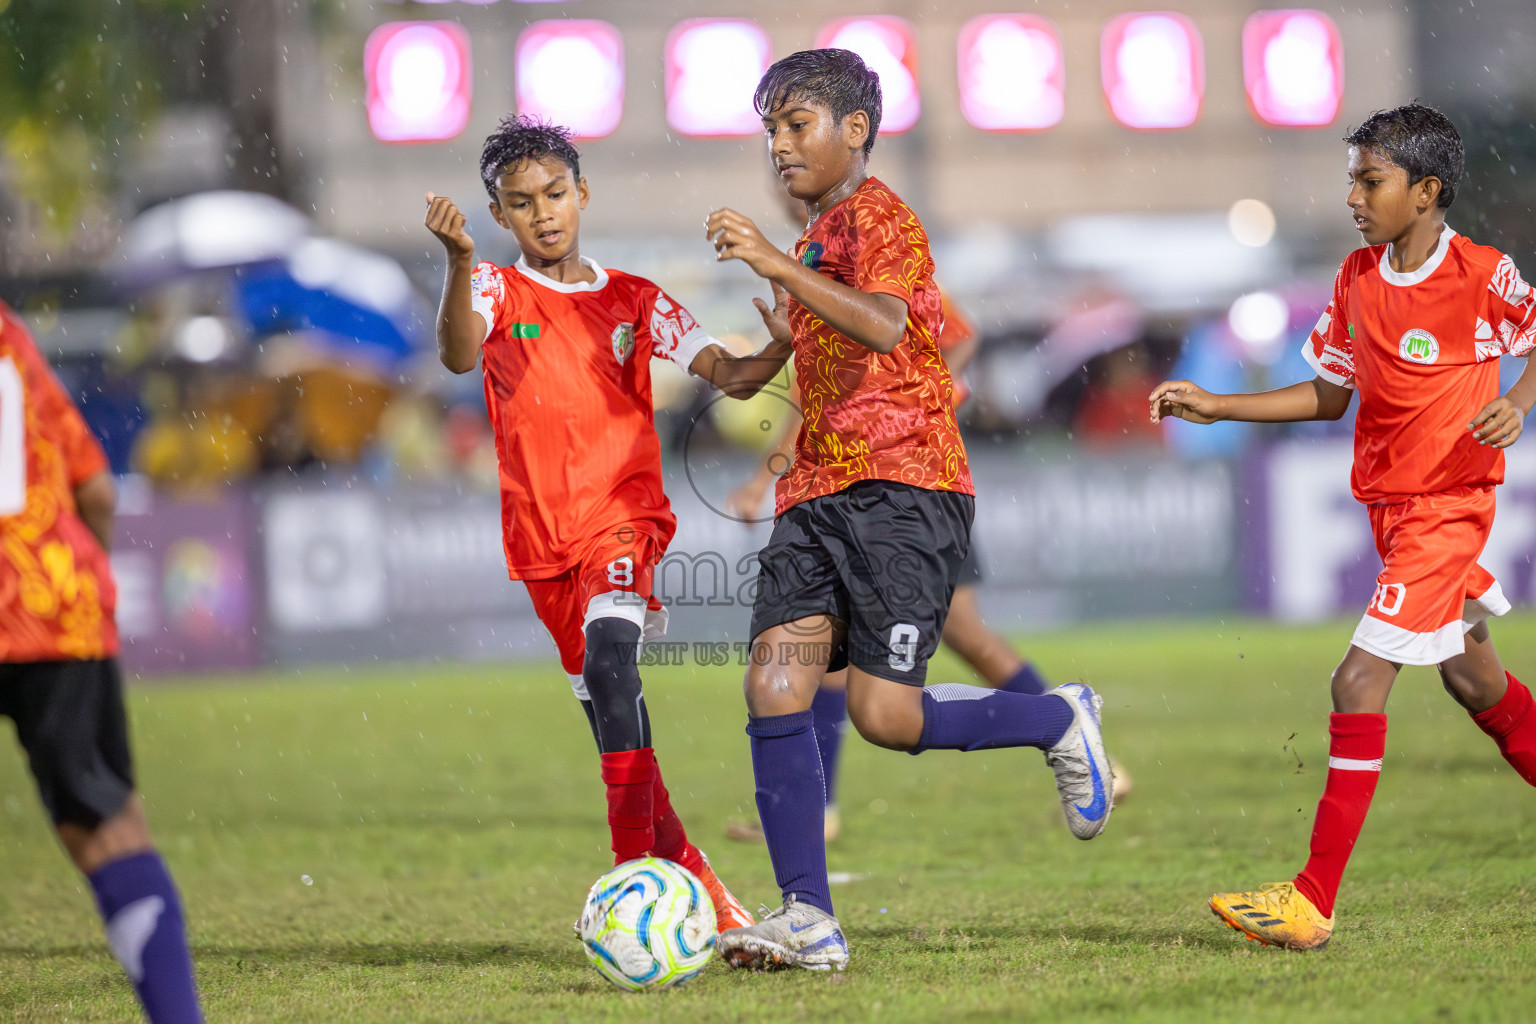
[703, 50, 1114, 971]
[1151, 104, 1536, 950]
[0, 302, 203, 1023]
[424, 116, 792, 931]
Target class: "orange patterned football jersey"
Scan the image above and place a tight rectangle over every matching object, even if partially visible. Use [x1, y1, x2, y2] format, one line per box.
[937, 288, 976, 407]
[0, 303, 118, 661]
[777, 177, 973, 516]
[1305, 229, 1536, 504]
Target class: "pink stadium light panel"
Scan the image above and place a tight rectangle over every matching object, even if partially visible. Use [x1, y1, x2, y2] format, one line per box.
[1101, 12, 1204, 130]
[666, 19, 773, 137]
[814, 16, 919, 134]
[516, 20, 625, 140]
[957, 15, 1065, 132]
[364, 21, 472, 143]
[1243, 10, 1344, 127]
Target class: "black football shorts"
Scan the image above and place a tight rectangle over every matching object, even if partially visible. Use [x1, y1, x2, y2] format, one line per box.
[0, 659, 135, 828]
[748, 480, 973, 685]
[954, 532, 985, 587]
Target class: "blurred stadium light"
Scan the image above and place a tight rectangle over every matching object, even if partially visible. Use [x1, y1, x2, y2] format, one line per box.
[814, 16, 919, 133]
[516, 20, 625, 139]
[957, 14, 1065, 132]
[1101, 12, 1204, 130]
[1243, 10, 1344, 127]
[1227, 198, 1278, 247]
[665, 19, 773, 137]
[1227, 290, 1291, 363]
[364, 21, 473, 143]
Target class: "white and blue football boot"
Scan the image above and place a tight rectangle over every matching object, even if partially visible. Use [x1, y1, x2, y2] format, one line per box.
[1045, 682, 1114, 839]
[716, 894, 849, 972]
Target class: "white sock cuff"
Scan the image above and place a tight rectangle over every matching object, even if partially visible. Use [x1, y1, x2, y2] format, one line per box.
[1327, 755, 1383, 772]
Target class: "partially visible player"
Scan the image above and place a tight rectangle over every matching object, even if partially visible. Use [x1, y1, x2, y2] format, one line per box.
[723, 291, 1131, 845]
[0, 301, 204, 1023]
[1151, 104, 1536, 950]
[702, 49, 1115, 972]
[424, 116, 794, 932]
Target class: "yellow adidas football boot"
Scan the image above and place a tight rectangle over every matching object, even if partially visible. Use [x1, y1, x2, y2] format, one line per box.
[1209, 881, 1334, 950]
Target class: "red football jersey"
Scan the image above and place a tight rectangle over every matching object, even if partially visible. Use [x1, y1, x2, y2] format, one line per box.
[778, 177, 973, 515]
[471, 257, 713, 578]
[1305, 229, 1536, 504]
[0, 303, 118, 661]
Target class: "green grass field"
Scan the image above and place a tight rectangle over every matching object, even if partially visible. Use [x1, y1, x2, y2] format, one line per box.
[4, 616, 1536, 1023]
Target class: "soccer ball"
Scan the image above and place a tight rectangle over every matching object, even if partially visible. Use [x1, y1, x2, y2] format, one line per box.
[577, 856, 717, 991]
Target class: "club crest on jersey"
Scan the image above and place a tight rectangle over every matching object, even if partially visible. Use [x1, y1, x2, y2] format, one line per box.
[1398, 328, 1439, 365]
[800, 241, 824, 270]
[611, 323, 636, 364]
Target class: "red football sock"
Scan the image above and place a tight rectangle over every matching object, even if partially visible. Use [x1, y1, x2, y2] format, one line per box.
[651, 757, 704, 876]
[1293, 713, 1387, 919]
[1471, 673, 1536, 787]
[600, 748, 656, 864]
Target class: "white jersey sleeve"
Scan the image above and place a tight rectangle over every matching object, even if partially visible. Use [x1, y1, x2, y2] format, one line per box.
[642, 286, 714, 375]
[1490, 254, 1536, 358]
[1303, 262, 1356, 388]
[470, 261, 506, 339]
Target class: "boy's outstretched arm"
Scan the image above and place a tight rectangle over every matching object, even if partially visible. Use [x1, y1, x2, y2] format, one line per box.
[425, 192, 487, 374]
[1149, 376, 1353, 425]
[1470, 357, 1536, 448]
[689, 281, 795, 399]
[705, 208, 907, 355]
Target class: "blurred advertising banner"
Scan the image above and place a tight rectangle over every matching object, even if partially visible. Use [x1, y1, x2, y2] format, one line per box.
[140, 445, 1536, 674]
[113, 482, 262, 675]
[259, 484, 551, 665]
[1245, 440, 1536, 620]
[654, 452, 1242, 644]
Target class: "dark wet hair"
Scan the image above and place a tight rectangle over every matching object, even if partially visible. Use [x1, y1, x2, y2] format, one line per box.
[754, 48, 882, 155]
[1345, 103, 1464, 209]
[479, 114, 580, 200]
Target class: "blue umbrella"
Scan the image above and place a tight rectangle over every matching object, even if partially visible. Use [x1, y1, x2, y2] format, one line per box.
[236, 238, 429, 370]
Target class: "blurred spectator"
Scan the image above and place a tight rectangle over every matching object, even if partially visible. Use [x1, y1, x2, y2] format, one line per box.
[1073, 341, 1165, 449]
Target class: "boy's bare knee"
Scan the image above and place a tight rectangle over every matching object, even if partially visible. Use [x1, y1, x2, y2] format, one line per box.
[847, 698, 922, 751]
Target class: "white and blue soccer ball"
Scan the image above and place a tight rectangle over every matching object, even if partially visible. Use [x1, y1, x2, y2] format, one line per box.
[577, 856, 717, 991]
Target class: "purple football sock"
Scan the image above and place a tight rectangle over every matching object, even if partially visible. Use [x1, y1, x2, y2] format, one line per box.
[914, 683, 1073, 752]
[747, 710, 834, 916]
[809, 687, 848, 807]
[89, 852, 204, 1024]
[997, 662, 1050, 696]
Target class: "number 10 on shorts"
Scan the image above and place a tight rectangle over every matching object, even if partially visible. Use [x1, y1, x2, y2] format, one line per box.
[1369, 581, 1406, 617]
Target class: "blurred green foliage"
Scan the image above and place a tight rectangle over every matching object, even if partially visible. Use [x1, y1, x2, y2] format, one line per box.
[0, 0, 202, 236]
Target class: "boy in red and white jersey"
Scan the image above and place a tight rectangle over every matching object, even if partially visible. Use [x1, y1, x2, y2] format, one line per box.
[424, 116, 793, 931]
[1152, 104, 1536, 950]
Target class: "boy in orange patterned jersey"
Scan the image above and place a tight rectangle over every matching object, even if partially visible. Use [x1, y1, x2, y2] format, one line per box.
[705, 49, 1114, 971]
[0, 302, 203, 1022]
[1153, 104, 1536, 950]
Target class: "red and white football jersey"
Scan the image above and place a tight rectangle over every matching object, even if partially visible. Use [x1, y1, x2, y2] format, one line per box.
[470, 257, 713, 578]
[1305, 228, 1536, 504]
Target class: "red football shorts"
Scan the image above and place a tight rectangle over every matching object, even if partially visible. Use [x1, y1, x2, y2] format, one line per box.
[1351, 485, 1510, 666]
[524, 525, 668, 695]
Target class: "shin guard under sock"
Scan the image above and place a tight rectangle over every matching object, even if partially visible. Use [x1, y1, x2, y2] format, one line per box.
[1293, 713, 1387, 918]
[1471, 673, 1536, 786]
[600, 747, 656, 863]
